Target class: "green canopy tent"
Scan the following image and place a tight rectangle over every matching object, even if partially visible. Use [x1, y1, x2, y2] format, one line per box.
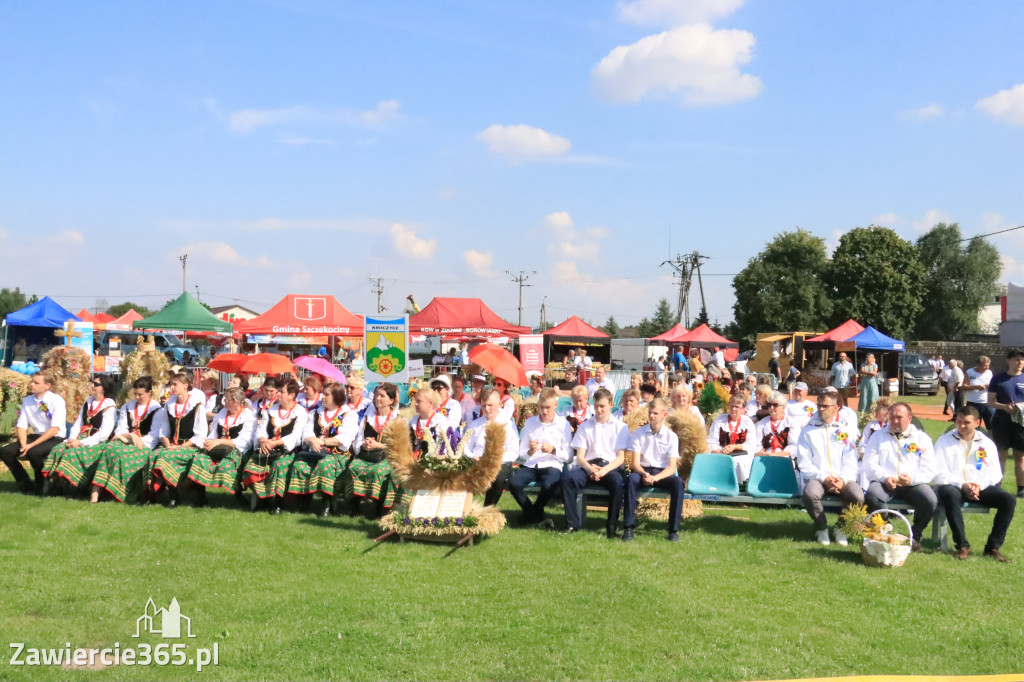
[132, 293, 233, 333]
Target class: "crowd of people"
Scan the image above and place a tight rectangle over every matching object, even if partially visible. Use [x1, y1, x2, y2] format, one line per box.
[1, 347, 1022, 558]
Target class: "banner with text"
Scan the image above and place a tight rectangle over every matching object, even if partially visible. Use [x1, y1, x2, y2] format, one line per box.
[519, 334, 545, 374]
[363, 315, 410, 384]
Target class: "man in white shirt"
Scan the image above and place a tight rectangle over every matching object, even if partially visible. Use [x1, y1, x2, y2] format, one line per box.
[830, 352, 855, 407]
[429, 374, 462, 433]
[863, 402, 938, 550]
[939, 362, 953, 416]
[510, 389, 572, 527]
[932, 405, 1014, 561]
[796, 393, 864, 545]
[821, 387, 860, 434]
[458, 342, 470, 367]
[786, 382, 818, 430]
[622, 398, 684, 542]
[712, 347, 726, 371]
[946, 359, 964, 415]
[0, 371, 67, 495]
[962, 355, 993, 428]
[464, 387, 519, 507]
[584, 364, 616, 398]
[561, 388, 629, 537]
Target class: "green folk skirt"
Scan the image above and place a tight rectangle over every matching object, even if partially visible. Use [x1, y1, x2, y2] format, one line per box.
[240, 450, 294, 500]
[306, 451, 353, 497]
[42, 442, 106, 490]
[92, 441, 155, 503]
[346, 458, 403, 508]
[151, 445, 201, 489]
[187, 445, 246, 492]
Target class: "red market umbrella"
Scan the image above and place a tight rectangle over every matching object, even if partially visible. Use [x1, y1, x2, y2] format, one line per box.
[468, 343, 528, 387]
[294, 355, 347, 383]
[207, 353, 249, 374]
[239, 353, 295, 375]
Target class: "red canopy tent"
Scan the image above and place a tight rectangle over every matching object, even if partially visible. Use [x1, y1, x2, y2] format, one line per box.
[235, 294, 363, 336]
[105, 309, 143, 331]
[542, 315, 610, 366]
[649, 323, 689, 343]
[409, 297, 529, 338]
[677, 323, 739, 362]
[804, 319, 865, 344]
[76, 309, 115, 324]
[543, 315, 608, 338]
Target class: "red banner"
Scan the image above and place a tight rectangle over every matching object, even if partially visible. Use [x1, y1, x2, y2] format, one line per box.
[519, 335, 545, 374]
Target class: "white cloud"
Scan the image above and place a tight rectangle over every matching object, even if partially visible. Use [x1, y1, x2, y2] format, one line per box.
[279, 135, 335, 146]
[390, 223, 437, 260]
[617, 0, 744, 26]
[436, 187, 459, 200]
[1001, 255, 1017, 281]
[476, 124, 571, 159]
[900, 104, 944, 121]
[977, 83, 1024, 126]
[542, 212, 608, 260]
[591, 24, 762, 106]
[167, 241, 273, 269]
[872, 212, 901, 226]
[911, 209, 954, 233]
[228, 100, 404, 133]
[462, 249, 494, 277]
[49, 230, 86, 247]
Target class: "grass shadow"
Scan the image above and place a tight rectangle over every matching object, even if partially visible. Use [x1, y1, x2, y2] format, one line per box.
[801, 545, 864, 564]
[686, 514, 810, 541]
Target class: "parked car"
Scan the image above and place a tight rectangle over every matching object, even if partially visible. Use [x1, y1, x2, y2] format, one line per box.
[900, 353, 939, 396]
[97, 331, 192, 363]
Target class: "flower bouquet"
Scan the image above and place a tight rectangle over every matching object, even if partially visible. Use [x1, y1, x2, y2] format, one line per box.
[839, 503, 912, 567]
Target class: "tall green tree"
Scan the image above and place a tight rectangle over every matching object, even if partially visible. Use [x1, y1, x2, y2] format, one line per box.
[914, 222, 1001, 340]
[602, 315, 620, 336]
[825, 226, 925, 340]
[0, 287, 37, 321]
[635, 299, 674, 338]
[730, 229, 832, 347]
[106, 302, 154, 318]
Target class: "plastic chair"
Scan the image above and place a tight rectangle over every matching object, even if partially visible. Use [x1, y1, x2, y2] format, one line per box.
[397, 384, 411, 406]
[686, 453, 740, 496]
[613, 388, 625, 405]
[518, 387, 533, 400]
[556, 396, 573, 413]
[747, 456, 800, 498]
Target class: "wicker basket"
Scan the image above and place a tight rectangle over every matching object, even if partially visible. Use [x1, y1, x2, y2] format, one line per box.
[859, 508, 913, 567]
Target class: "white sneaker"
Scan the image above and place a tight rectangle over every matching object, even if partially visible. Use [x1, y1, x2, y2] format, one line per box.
[815, 529, 831, 545]
[833, 529, 849, 546]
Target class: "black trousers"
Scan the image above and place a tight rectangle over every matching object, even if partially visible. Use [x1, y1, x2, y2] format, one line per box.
[0, 436, 64, 493]
[624, 467, 685, 533]
[935, 484, 1016, 551]
[508, 466, 562, 520]
[484, 462, 515, 508]
[562, 466, 625, 532]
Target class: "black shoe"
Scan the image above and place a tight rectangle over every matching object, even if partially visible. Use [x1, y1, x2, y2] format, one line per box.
[668, 532, 680, 542]
[167, 498, 178, 509]
[562, 527, 581, 535]
[318, 505, 331, 518]
[622, 528, 635, 542]
[538, 518, 555, 530]
[606, 528, 619, 539]
[1017, 488, 1024, 499]
[269, 505, 282, 515]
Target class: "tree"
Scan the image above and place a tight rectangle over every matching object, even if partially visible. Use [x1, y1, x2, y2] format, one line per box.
[825, 226, 925, 341]
[602, 315, 620, 336]
[730, 229, 833, 347]
[106, 302, 154, 318]
[636, 298, 675, 338]
[914, 223, 1001, 340]
[0, 287, 37, 321]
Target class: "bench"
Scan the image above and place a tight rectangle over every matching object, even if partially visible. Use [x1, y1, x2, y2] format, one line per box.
[519, 481, 990, 551]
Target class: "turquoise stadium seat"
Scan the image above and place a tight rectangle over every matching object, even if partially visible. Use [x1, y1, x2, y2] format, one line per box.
[397, 384, 411, 405]
[747, 456, 800, 498]
[687, 453, 740, 496]
[556, 396, 573, 413]
[613, 388, 625, 405]
[518, 387, 533, 400]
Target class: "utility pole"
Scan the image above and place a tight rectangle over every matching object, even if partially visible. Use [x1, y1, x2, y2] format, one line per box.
[540, 296, 548, 330]
[179, 254, 188, 293]
[506, 269, 535, 327]
[660, 252, 707, 327]
[368, 277, 386, 313]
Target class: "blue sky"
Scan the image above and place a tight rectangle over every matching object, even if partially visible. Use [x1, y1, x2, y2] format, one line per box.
[2, 0, 1022, 329]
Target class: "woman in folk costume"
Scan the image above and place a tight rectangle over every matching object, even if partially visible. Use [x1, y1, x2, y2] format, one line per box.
[559, 385, 594, 435]
[280, 383, 358, 514]
[492, 377, 517, 423]
[91, 376, 163, 503]
[296, 374, 325, 412]
[43, 375, 118, 495]
[305, 376, 368, 514]
[249, 376, 280, 425]
[148, 371, 208, 505]
[186, 387, 256, 504]
[707, 394, 758, 484]
[408, 388, 460, 458]
[242, 378, 308, 510]
[346, 382, 401, 513]
[200, 370, 222, 426]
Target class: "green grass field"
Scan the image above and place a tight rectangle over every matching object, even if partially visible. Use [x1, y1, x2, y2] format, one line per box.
[1, 417, 1022, 681]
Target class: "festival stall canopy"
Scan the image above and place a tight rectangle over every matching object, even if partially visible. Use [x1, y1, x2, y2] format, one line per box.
[409, 297, 530, 337]
[5, 297, 81, 329]
[106, 309, 143, 331]
[543, 316, 609, 338]
[649, 323, 689, 343]
[235, 294, 363, 336]
[846, 326, 905, 351]
[677, 324, 738, 348]
[133, 293, 233, 333]
[805, 319, 865, 344]
[75, 309, 114, 324]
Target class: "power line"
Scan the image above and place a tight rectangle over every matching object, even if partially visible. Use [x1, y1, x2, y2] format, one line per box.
[961, 224, 1024, 242]
[368, 277, 387, 313]
[660, 252, 708, 327]
[506, 269, 536, 327]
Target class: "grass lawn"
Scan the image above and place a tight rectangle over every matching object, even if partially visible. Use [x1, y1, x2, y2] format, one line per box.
[1, 417, 1022, 681]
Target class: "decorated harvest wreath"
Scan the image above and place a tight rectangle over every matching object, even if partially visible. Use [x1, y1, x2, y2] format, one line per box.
[117, 336, 171, 403]
[379, 417, 507, 539]
[40, 346, 91, 417]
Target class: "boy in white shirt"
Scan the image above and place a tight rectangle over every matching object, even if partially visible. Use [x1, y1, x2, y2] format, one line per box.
[0, 371, 66, 494]
[511, 389, 572, 526]
[622, 398, 684, 542]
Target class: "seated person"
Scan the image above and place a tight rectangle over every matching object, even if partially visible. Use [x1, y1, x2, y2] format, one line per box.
[429, 375, 462, 434]
[511, 388, 572, 527]
[347, 383, 400, 513]
[43, 374, 117, 496]
[200, 371, 222, 425]
[528, 374, 544, 398]
[932, 405, 1015, 561]
[613, 388, 641, 420]
[821, 386, 859, 431]
[250, 377, 280, 423]
[492, 377, 517, 424]
[0, 371, 66, 495]
[622, 398, 684, 542]
[409, 388, 459, 457]
[862, 402, 937, 551]
[241, 378, 308, 511]
[559, 385, 594, 434]
[297, 375, 324, 412]
[186, 387, 256, 505]
[747, 384, 773, 422]
[584, 365, 616, 397]
[707, 395, 758, 484]
[786, 382, 817, 430]
[796, 393, 863, 545]
[554, 366, 579, 397]
[669, 384, 702, 421]
[149, 371, 208, 506]
[305, 382, 362, 515]
[463, 387, 520, 507]
[562, 388, 628, 536]
[754, 391, 801, 461]
[639, 383, 658, 405]
[91, 376, 163, 503]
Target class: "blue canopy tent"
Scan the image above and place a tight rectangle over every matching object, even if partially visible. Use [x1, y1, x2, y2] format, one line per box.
[2, 297, 81, 365]
[846, 326, 904, 351]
